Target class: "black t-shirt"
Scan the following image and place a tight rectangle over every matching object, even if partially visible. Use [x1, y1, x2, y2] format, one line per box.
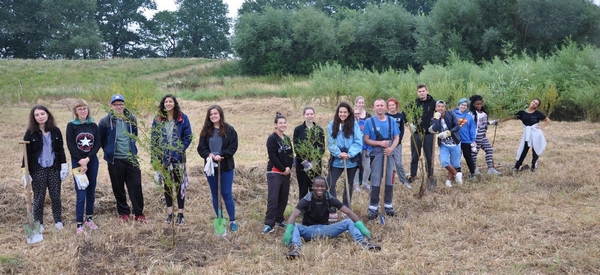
[516, 110, 546, 126]
[296, 192, 344, 226]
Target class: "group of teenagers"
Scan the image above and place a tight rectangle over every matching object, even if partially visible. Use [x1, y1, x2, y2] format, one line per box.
[263, 83, 550, 258]
[20, 94, 242, 236]
[21, 83, 550, 259]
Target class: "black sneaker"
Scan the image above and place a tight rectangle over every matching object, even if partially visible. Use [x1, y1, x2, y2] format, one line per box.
[277, 221, 286, 228]
[407, 176, 416, 183]
[530, 167, 536, 173]
[165, 213, 173, 223]
[286, 243, 301, 259]
[367, 212, 378, 220]
[357, 240, 381, 251]
[385, 210, 397, 217]
[175, 214, 184, 225]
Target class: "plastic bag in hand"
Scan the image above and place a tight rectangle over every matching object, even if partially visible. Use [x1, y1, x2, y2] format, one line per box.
[489, 120, 498, 126]
[301, 160, 313, 172]
[60, 163, 69, 181]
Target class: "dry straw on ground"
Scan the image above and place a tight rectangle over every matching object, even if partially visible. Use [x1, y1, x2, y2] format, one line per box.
[1, 98, 599, 274]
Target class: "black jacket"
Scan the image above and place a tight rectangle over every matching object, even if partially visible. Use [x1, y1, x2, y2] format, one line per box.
[22, 128, 67, 173]
[197, 124, 238, 172]
[412, 95, 436, 134]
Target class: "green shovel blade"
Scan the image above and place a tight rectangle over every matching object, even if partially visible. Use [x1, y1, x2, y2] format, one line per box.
[214, 210, 227, 236]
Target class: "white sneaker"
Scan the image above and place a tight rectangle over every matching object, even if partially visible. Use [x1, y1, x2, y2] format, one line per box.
[39, 224, 45, 233]
[474, 168, 481, 175]
[487, 168, 501, 175]
[55, 222, 64, 230]
[455, 172, 463, 185]
[353, 184, 361, 193]
[403, 182, 412, 189]
[445, 180, 452, 187]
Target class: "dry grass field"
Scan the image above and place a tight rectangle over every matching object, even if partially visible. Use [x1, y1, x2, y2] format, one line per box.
[1, 97, 600, 274]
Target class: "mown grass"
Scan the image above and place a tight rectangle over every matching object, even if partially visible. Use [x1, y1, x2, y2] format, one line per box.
[1, 98, 600, 274]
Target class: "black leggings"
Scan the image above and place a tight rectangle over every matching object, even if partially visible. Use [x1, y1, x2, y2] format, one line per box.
[460, 143, 476, 174]
[515, 144, 539, 169]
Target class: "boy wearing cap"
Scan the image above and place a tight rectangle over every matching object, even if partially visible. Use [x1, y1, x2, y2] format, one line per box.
[98, 94, 147, 222]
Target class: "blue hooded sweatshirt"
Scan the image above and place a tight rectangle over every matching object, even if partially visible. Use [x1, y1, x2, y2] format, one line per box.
[453, 107, 476, 144]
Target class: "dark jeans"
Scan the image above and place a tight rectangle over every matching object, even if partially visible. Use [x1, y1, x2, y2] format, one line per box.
[460, 143, 476, 175]
[326, 166, 358, 212]
[410, 133, 434, 177]
[264, 173, 290, 227]
[107, 159, 144, 216]
[72, 156, 99, 223]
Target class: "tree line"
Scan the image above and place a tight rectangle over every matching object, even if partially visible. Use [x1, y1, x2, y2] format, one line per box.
[2, 0, 600, 75]
[234, 0, 600, 74]
[0, 0, 230, 59]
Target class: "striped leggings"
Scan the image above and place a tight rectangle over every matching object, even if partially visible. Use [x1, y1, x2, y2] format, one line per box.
[472, 127, 494, 168]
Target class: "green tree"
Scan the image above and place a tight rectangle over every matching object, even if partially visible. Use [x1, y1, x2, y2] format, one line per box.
[176, 0, 230, 58]
[233, 8, 294, 74]
[338, 4, 417, 70]
[145, 11, 181, 57]
[0, 0, 46, 58]
[290, 7, 338, 74]
[515, 0, 600, 55]
[397, 0, 437, 15]
[413, 0, 483, 66]
[96, 0, 156, 57]
[42, 0, 102, 59]
[238, 0, 302, 15]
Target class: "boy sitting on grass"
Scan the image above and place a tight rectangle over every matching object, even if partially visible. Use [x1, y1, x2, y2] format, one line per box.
[282, 176, 380, 259]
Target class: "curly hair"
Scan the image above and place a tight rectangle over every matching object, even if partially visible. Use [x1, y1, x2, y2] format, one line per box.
[331, 102, 355, 139]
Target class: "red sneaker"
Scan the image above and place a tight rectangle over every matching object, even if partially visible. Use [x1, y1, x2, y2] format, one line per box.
[120, 214, 130, 222]
[134, 214, 148, 223]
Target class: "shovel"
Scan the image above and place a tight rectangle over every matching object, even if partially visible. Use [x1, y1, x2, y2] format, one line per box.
[214, 161, 227, 236]
[379, 155, 387, 225]
[343, 159, 351, 210]
[426, 134, 438, 193]
[20, 141, 43, 244]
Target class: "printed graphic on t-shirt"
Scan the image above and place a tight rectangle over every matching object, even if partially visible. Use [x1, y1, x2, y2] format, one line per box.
[458, 118, 467, 127]
[278, 140, 291, 153]
[76, 132, 94, 152]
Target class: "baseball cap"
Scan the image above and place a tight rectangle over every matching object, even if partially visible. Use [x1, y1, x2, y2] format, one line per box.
[111, 94, 125, 104]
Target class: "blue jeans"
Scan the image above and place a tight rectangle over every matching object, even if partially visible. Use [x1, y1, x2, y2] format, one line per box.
[206, 169, 236, 221]
[290, 219, 365, 247]
[72, 156, 98, 223]
[439, 144, 461, 169]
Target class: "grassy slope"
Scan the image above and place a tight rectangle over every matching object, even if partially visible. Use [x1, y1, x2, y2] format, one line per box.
[1, 60, 599, 274]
